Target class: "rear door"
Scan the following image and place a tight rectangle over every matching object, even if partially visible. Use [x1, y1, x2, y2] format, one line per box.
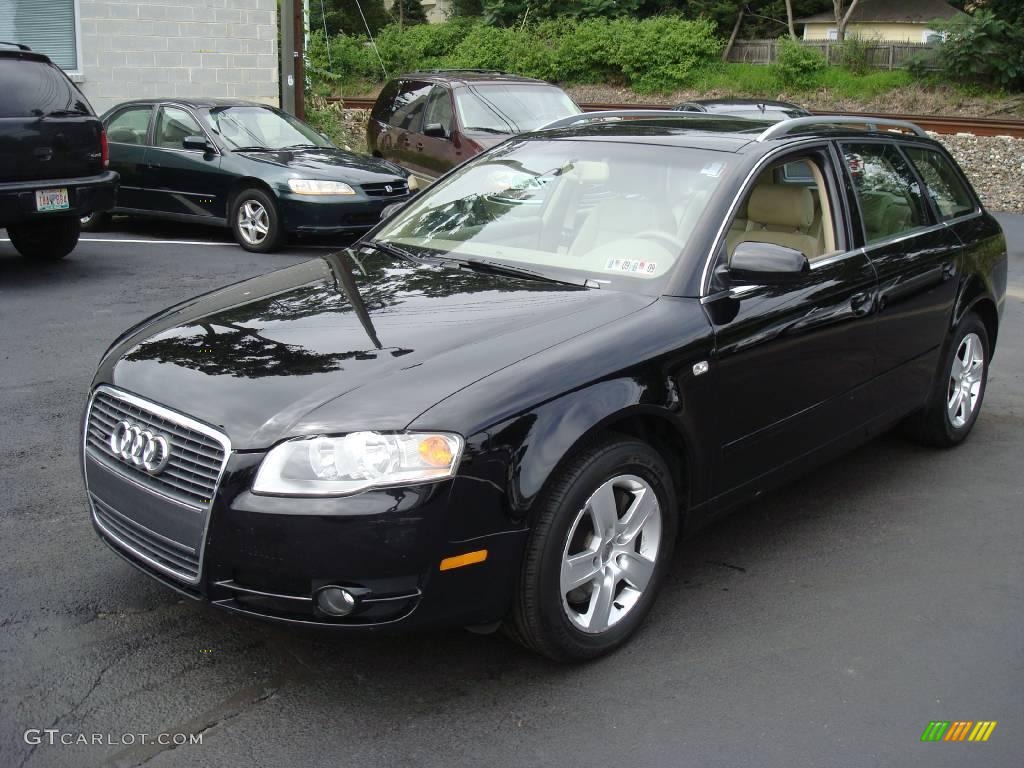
[0, 53, 102, 182]
[143, 105, 226, 220]
[839, 140, 959, 422]
[102, 104, 154, 210]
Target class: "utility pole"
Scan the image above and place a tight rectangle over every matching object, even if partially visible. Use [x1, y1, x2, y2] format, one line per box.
[281, 0, 295, 115]
[294, 0, 305, 120]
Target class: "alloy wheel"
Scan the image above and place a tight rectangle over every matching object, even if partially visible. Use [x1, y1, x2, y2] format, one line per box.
[559, 474, 662, 634]
[237, 199, 270, 246]
[947, 331, 984, 429]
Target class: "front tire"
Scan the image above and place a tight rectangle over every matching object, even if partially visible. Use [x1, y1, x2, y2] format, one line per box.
[7, 217, 81, 261]
[231, 188, 284, 253]
[908, 313, 990, 447]
[508, 437, 678, 662]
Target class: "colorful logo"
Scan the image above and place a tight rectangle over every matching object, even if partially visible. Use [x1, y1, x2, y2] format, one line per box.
[920, 721, 997, 742]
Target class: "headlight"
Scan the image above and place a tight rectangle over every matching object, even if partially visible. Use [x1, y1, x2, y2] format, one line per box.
[252, 431, 464, 496]
[287, 178, 356, 195]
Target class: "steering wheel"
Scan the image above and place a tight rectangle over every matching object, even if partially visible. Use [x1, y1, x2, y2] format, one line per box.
[634, 230, 687, 253]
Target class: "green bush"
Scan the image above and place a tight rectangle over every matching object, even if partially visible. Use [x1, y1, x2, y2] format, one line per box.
[934, 10, 1024, 91]
[610, 16, 721, 93]
[837, 35, 872, 76]
[775, 37, 826, 89]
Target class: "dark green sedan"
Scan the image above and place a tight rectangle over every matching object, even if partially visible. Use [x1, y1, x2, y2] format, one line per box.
[85, 98, 414, 252]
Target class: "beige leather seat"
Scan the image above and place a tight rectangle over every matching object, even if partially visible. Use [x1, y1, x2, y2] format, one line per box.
[728, 185, 820, 260]
[569, 197, 676, 258]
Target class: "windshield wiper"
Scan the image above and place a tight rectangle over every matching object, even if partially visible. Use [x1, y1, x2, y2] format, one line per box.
[448, 257, 589, 288]
[362, 239, 421, 264]
[283, 143, 323, 149]
[229, 145, 275, 152]
[463, 126, 510, 135]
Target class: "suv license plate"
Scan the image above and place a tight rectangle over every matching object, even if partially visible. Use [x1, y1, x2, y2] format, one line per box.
[36, 188, 70, 212]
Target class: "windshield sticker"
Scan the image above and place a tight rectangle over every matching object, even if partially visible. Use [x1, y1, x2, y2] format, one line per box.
[605, 258, 657, 274]
[700, 162, 725, 178]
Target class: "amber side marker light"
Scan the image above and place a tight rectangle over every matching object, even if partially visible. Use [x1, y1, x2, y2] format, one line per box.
[439, 550, 488, 571]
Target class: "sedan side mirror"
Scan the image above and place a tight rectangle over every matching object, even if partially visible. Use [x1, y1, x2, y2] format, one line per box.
[182, 135, 213, 152]
[423, 123, 449, 139]
[727, 241, 809, 283]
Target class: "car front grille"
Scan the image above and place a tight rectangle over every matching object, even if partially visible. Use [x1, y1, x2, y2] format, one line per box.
[92, 493, 201, 581]
[85, 389, 227, 509]
[362, 181, 409, 198]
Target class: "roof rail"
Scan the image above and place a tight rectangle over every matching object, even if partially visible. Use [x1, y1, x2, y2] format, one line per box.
[757, 115, 928, 141]
[413, 68, 511, 75]
[539, 109, 706, 131]
[0, 40, 32, 51]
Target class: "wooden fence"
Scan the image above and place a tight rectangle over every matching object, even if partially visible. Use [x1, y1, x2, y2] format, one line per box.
[726, 39, 941, 70]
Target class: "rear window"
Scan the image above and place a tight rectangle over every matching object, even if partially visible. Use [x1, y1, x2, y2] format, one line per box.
[903, 146, 976, 220]
[0, 57, 92, 118]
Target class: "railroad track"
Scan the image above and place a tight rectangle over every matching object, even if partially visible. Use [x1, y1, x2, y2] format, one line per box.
[332, 96, 1024, 138]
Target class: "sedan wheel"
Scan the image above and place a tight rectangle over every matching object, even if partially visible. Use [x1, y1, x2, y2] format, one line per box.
[231, 188, 284, 253]
[237, 200, 270, 246]
[946, 332, 984, 429]
[508, 437, 677, 662]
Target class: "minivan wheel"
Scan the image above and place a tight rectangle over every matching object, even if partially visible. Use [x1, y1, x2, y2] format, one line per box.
[7, 217, 81, 261]
[508, 437, 677, 662]
[231, 188, 284, 253]
[908, 313, 990, 448]
[80, 211, 109, 232]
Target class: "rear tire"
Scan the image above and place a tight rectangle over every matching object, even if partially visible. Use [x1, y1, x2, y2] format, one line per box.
[230, 187, 284, 253]
[8, 217, 81, 261]
[507, 436, 678, 662]
[906, 312, 989, 448]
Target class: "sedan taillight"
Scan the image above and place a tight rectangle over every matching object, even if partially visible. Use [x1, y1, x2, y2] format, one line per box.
[100, 129, 109, 168]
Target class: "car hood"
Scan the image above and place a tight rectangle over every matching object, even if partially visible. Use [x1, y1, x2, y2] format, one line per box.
[98, 250, 655, 449]
[233, 147, 407, 183]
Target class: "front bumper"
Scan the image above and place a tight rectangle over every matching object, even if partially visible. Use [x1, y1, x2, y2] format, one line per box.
[0, 170, 118, 228]
[278, 190, 411, 235]
[86, 447, 526, 631]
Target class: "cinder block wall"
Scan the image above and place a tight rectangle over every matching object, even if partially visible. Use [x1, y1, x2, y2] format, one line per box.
[78, 0, 279, 114]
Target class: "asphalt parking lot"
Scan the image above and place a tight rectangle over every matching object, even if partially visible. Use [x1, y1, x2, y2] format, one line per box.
[1, 215, 1022, 768]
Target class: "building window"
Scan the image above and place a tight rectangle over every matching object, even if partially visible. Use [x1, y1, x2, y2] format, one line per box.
[826, 28, 839, 41]
[923, 30, 947, 44]
[0, 0, 81, 72]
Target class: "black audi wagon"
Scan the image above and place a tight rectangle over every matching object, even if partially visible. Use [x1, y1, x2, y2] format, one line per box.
[83, 111, 1007, 661]
[87, 98, 413, 252]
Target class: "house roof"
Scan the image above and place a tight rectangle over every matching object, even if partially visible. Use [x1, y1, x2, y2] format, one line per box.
[797, 0, 966, 25]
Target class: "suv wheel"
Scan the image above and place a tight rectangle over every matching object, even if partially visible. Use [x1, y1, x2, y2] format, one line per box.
[8, 217, 81, 261]
[231, 188, 283, 253]
[507, 437, 677, 661]
[907, 312, 990, 447]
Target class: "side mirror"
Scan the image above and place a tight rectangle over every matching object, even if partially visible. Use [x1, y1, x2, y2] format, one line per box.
[727, 241, 809, 283]
[182, 135, 213, 152]
[423, 123, 448, 139]
[380, 201, 406, 221]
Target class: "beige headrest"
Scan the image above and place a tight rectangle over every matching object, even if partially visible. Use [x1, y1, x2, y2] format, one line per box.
[748, 185, 813, 229]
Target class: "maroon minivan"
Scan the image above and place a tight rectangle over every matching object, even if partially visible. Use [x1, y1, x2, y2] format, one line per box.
[366, 70, 580, 180]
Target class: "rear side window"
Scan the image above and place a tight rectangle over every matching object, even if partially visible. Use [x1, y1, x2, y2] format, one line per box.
[842, 142, 930, 245]
[0, 57, 92, 118]
[106, 106, 152, 145]
[903, 146, 976, 220]
[390, 81, 432, 130]
[370, 80, 401, 122]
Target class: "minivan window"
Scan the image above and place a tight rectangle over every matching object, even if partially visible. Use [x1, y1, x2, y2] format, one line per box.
[370, 80, 401, 122]
[842, 143, 930, 244]
[455, 84, 580, 133]
[423, 87, 453, 135]
[390, 81, 432, 130]
[0, 58, 91, 118]
[904, 146, 976, 220]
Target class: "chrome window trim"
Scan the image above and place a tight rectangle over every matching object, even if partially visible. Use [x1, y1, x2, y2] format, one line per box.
[83, 384, 232, 586]
[860, 221, 948, 254]
[698, 137, 827, 297]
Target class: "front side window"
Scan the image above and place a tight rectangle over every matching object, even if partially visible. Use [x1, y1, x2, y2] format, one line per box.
[202, 106, 330, 150]
[423, 86, 453, 135]
[903, 146, 975, 220]
[454, 85, 580, 134]
[155, 106, 203, 150]
[842, 142, 930, 245]
[105, 106, 151, 145]
[373, 139, 728, 293]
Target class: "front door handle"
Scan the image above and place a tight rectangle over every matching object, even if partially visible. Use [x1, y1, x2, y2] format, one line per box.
[942, 261, 955, 281]
[850, 291, 873, 316]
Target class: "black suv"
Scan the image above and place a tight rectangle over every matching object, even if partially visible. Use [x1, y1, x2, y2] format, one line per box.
[0, 43, 117, 260]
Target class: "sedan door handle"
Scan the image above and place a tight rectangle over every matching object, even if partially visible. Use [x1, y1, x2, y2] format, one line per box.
[850, 292, 873, 316]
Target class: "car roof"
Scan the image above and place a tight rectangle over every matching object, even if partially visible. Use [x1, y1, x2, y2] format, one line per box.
[397, 70, 553, 86]
[109, 98, 274, 110]
[526, 115, 942, 156]
[686, 98, 808, 111]
[0, 44, 53, 64]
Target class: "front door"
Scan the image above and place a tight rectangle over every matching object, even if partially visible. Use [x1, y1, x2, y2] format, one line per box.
[144, 105, 226, 221]
[412, 86, 459, 178]
[703, 146, 879, 497]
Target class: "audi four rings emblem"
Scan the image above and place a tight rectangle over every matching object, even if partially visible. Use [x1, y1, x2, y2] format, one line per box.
[109, 421, 172, 474]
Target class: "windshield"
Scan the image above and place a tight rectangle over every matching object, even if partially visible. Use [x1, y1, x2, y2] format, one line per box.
[203, 106, 332, 150]
[373, 139, 729, 293]
[455, 85, 581, 134]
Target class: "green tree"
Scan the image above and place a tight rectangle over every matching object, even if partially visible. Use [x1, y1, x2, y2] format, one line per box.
[309, 0, 388, 36]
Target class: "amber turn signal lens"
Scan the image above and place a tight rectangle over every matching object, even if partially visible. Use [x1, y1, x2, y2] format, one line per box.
[439, 550, 488, 571]
[418, 435, 454, 467]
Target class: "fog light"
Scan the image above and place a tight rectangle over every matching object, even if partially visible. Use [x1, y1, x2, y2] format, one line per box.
[315, 586, 357, 617]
